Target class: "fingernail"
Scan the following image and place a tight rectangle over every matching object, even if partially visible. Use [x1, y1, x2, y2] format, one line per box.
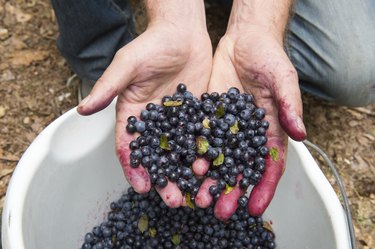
[296, 116, 306, 134]
[79, 94, 91, 108]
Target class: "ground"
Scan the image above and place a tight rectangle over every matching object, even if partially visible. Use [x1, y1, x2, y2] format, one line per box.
[0, 0, 374, 248]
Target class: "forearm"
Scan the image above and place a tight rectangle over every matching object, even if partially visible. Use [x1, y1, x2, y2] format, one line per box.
[227, 0, 293, 43]
[145, 0, 207, 31]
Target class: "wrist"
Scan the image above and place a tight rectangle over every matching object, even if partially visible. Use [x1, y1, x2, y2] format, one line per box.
[145, 0, 207, 32]
[226, 0, 293, 44]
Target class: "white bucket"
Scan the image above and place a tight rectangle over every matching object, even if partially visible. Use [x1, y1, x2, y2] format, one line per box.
[2, 102, 352, 249]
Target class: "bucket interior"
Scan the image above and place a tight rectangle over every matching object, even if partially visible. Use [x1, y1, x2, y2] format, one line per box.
[3, 104, 351, 249]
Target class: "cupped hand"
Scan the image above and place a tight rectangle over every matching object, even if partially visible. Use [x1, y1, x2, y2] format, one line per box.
[77, 21, 212, 208]
[195, 28, 306, 219]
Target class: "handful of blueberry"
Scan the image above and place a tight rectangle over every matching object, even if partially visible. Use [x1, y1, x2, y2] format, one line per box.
[81, 187, 276, 249]
[126, 84, 268, 201]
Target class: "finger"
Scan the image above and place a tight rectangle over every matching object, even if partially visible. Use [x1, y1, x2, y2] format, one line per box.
[156, 181, 183, 208]
[214, 176, 245, 221]
[195, 178, 217, 208]
[77, 47, 137, 115]
[116, 130, 151, 194]
[248, 138, 286, 216]
[269, 64, 306, 141]
[192, 158, 210, 176]
[115, 101, 152, 193]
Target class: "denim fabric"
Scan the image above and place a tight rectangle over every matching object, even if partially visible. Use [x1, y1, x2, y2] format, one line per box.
[51, 0, 135, 83]
[287, 0, 375, 106]
[51, 0, 375, 106]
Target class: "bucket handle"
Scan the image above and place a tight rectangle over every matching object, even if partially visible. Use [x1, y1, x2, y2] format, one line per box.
[303, 140, 357, 249]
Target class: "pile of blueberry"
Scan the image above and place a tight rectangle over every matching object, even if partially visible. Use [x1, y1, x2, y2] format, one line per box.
[127, 84, 268, 200]
[81, 187, 276, 249]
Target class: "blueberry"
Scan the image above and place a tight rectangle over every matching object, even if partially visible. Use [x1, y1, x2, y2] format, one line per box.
[243, 168, 254, 178]
[227, 87, 239, 96]
[102, 227, 111, 238]
[257, 127, 267, 136]
[150, 173, 158, 184]
[240, 109, 251, 120]
[150, 137, 160, 148]
[177, 178, 188, 190]
[229, 166, 239, 176]
[252, 136, 263, 147]
[131, 149, 142, 159]
[129, 140, 139, 150]
[210, 170, 220, 180]
[254, 108, 266, 120]
[239, 178, 251, 189]
[134, 121, 146, 133]
[81, 243, 91, 249]
[239, 140, 248, 150]
[141, 146, 151, 156]
[261, 120, 269, 129]
[126, 123, 136, 133]
[259, 146, 269, 156]
[212, 137, 224, 147]
[169, 116, 179, 126]
[255, 156, 265, 166]
[223, 151, 234, 163]
[245, 129, 255, 139]
[228, 103, 237, 113]
[201, 127, 211, 137]
[204, 226, 214, 236]
[185, 153, 196, 164]
[161, 121, 171, 131]
[237, 164, 245, 173]
[210, 92, 220, 101]
[156, 176, 168, 188]
[201, 92, 210, 101]
[250, 171, 262, 184]
[219, 122, 229, 131]
[141, 156, 152, 168]
[177, 83, 187, 93]
[140, 110, 150, 121]
[183, 139, 195, 150]
[130, 158, 141, 168]
[219, 165, 228, 175]
[127, 116, 137, 124]
[224, 114, 236, 126]
[227, 176, 237, 187]
[238, 119, 247, 130]
[222, 147, 231, 157]
[194, 122, 203, 132]
[181, 167, 193, 179]
[149, 110, 158, 121]
[233, 148, 242, 159]
[84, 233, 94, 244]
[235, 100, 246, 110]
[209, 185, 219, 196]
[255, 163, 266, 173]
[206, 147, 219, 160]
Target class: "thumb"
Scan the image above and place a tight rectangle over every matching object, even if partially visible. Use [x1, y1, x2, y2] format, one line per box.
[271, 66, 306, 141]
[77, 48, 137, 115]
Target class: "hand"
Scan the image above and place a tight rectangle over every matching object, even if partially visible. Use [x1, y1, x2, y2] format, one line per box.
[195, 28, 306, 220]
[77, 1, 212, 208]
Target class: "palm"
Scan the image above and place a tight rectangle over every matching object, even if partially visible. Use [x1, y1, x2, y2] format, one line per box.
[79, 24, 212, 207]
[206, 31, 305, 219]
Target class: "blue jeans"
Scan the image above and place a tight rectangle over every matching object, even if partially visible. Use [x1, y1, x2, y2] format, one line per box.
[51, 0, 375, 107]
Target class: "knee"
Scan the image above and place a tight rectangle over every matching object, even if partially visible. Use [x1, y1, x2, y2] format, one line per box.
[324, 43, 375, 107]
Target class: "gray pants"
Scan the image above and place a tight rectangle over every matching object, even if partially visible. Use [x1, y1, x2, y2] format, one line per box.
[51, 0, 375, 107]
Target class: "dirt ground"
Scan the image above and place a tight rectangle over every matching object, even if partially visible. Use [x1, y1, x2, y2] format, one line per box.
[0, 0, 374, 248]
